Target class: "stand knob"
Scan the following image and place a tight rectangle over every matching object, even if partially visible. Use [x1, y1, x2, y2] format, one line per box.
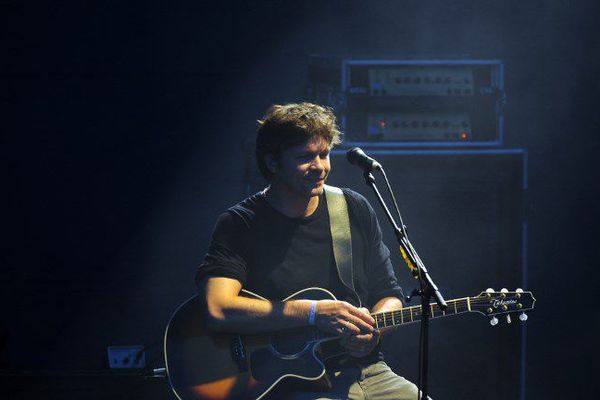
[490, 316, 499, 326]
[519, 313, 528, 322]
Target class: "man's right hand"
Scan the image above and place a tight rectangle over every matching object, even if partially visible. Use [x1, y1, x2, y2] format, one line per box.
[314, 300, 375, 336]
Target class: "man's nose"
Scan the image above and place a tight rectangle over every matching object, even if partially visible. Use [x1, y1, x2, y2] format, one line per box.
[310, 157, 325, 171]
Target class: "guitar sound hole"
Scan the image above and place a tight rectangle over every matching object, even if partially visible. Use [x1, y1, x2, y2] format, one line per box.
[270, 327, 315, 357]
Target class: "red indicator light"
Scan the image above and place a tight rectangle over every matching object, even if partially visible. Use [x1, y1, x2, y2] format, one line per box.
[460, 132, 468, 140]
[379, 121, 386, 128]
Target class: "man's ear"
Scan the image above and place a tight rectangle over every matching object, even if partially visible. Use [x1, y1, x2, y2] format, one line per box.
[265, 154, 279, 175]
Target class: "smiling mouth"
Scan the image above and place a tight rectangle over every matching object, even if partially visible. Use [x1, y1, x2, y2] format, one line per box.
[307, 177, 325, 183]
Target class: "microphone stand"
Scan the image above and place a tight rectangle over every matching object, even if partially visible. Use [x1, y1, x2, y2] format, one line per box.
[362, 170, 447, 400]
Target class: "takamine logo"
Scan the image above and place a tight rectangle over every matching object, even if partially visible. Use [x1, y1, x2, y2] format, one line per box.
[492, 299, 517, 308]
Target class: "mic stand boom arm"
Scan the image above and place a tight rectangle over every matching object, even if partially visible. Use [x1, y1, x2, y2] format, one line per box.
[362, 170, 447, 400]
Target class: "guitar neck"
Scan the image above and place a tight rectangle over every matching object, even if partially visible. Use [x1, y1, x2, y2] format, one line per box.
[371, 297, 472, 329]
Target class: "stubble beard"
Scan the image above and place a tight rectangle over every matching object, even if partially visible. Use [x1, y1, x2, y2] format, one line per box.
[311, 181, 325, 196]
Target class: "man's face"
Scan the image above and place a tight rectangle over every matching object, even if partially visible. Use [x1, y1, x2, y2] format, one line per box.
[270, 136, 331, 198]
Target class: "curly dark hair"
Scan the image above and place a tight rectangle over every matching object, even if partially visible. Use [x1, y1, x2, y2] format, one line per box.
[255, 102, 342, 180]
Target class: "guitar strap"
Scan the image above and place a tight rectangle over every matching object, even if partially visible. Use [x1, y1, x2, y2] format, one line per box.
[324, 185, 361, 307]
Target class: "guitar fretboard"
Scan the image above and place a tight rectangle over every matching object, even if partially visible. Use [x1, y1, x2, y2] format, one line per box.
[371, 297, 472, 329]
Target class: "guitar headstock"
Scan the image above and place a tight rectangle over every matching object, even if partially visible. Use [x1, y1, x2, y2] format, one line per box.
[470, 288, 536, 325]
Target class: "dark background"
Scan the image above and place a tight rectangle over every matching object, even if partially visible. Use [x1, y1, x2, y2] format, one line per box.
[2, 1, 599, 399]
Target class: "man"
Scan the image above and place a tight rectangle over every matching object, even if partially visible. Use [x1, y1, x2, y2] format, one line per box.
[196, 102, 428, 399]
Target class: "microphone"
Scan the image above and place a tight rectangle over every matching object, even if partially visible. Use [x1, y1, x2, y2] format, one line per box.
[346, 147, 382, 172]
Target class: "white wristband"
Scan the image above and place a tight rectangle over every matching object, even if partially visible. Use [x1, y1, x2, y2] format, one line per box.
[308, 300, 317, 326]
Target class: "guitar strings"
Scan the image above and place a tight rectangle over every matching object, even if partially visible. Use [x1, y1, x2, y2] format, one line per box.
[304, 298, 528, 340]
[371, 298, 529, 326]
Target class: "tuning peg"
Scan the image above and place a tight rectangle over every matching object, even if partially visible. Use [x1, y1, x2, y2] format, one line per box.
[500, 288, 508, 293]
[506, 314, 512, 324]
[490, 316, 499, 326]
[519, 313, 528, 322]
[486, 288, 495, 293]
[516, 288, 524, 293]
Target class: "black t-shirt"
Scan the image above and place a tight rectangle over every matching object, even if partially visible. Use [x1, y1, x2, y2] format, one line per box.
[196, 188, 404, 309]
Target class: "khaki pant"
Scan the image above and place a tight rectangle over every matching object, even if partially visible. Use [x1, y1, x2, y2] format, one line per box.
[286, 360, 432, 400]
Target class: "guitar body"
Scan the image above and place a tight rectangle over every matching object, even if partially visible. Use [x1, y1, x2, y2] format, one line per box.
[164, 288, 340, 400]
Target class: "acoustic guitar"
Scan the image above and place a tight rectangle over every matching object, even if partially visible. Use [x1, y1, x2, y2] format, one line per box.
[164, 287, 535, 400]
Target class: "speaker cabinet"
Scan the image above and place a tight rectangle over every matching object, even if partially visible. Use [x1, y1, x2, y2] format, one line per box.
[328, 149, 527, 400]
